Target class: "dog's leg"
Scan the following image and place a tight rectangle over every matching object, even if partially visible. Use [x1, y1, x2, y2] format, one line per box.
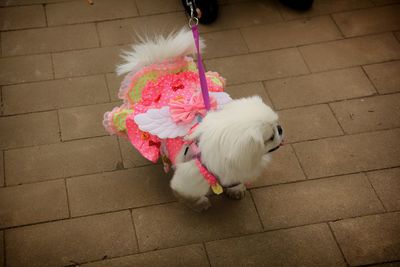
[225, 183, 246, 200]
[172, 190, 211, 212]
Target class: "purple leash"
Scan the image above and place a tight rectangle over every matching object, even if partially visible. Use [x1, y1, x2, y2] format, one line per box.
[191, 23, 211, 111]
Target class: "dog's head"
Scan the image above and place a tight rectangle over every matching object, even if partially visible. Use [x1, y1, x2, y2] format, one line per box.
[191, 96, 283, 171]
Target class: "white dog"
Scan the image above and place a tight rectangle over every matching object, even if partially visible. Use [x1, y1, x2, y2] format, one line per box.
[104, 29, 283, 211]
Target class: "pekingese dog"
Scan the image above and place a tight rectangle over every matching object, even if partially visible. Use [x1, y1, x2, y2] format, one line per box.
[103, 29, 283, 211]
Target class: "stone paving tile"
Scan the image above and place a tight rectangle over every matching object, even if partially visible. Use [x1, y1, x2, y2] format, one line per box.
[277, 0, 374, 21]
[373, 263, 400, 267]
[333, 5, 400, 37]
[118, 137, 153, 168]
[363, 60, 400, 94]
[106, 73, 122, 101]
[201, 2, 283, 32]
[395, 31, 400, 42]
[265, 67, 375, 110]
[59, 102, 117, 141]
[52, 46, 124, 78]
[249, 145, 306, 187]
[67, 166, 174, 217]
[0, 54, 53, 85]
[371, 0, 400, 5]
[293, 129, 400, 179]
[252, 173, 384, 230]
[5, 211, 137, 267]
[0, 152, 4, 186]
[330, 212, 400, 266]
[367, 168, 400, 211]
[278, 104, 343, 143]
[135, 0, 183, 16]
[241, 16, 342, 52]
[0, 111, 59, 150]
[131, 193, 262, 251]
[206, 224, 346, 267]
[5, 136, 121, 185]
[202, 29, 248, 59]
[97, 12, 187, 47]
[0, 0, 65, 5]
[2, 75, 110, 115]
[0, 180, 68, 228]
[0, 231, 3, 266]
[205, 48, 308, 85]
[330, 94, 400, 134]
[300, 33, 400, 72]
[0, 5, 45, 31]
[82, 244, 209, 267]
[45, 0, 138, 26]
[1, 23, 99, 56]
[225, 82, 272, 107]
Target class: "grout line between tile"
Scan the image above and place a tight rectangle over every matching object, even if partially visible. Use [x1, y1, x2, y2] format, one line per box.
[237, 28, 250, 54]
[327, 223, 349, 266]
[361, 65, 379, 94]
[129, 210, 141, 253]
[0, 86, 3, 116]
[358, 260, 400, 267]
[249, 190, 265, 230]
[116, 138, 127, 170]
[365, 172, 388, 212]
[296, 46, 312, 74]
[327, 104, 346, 135]
[103, 74, 113, 102]
[94, 22, 102, 47]
[289, 143, 308, 179]
[260, 81, 276, 110]
[133, 0, 141, 16]
[42, 3, 49, 27]
[202, 242, 212, 267]
[2, 230, 5, 267]
[56, 109, 63, 142]
[64, 178, 72, 218]
[2, 150, 5, 187]
[329, 14, 345, 39]
[50, 53, 56, 80]
[272, 0, 286, 21]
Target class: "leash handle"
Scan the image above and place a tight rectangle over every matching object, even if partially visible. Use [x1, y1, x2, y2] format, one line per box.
[191, 24, 211, 111]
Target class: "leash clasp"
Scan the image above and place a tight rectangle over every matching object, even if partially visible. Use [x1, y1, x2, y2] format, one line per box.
[186, 0, 199, 28]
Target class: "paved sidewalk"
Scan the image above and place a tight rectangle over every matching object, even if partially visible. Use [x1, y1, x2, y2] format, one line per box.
[1, 0, 400, 266]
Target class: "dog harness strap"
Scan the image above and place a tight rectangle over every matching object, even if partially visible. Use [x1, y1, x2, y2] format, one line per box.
[191, 24, 211, 111]
[194, 158, 223, 195]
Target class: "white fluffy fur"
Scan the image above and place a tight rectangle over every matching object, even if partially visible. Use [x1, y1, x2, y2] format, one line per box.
[170, 96, 283, 210]
[116, 28, 205, 75]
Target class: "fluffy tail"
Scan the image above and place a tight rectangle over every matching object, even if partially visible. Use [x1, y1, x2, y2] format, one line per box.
[116, 28, 205, 76]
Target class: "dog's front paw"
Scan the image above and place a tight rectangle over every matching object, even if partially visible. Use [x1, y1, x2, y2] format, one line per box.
[225, 183, 246, 200]
[191, 196, 212, 212]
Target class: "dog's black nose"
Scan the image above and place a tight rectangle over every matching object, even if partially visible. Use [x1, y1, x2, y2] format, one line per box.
[277, 125, 283, 135]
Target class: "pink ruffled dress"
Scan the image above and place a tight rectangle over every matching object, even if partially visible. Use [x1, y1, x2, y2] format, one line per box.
[103, 56, 226, 169]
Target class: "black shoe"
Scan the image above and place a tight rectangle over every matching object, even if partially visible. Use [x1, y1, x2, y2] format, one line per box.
[279, 0, 314, 10]
[182, 0, 218, 24]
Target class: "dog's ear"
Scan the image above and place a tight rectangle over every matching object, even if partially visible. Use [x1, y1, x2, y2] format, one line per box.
[226, 127, 264, 169]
